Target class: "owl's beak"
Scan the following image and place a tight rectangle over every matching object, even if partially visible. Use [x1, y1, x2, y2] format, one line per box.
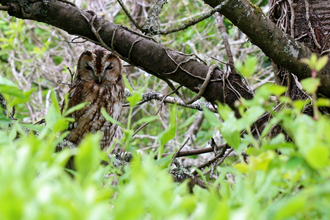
[98, 76, 102, 83]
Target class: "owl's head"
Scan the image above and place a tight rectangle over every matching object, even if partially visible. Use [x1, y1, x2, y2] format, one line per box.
[76, 49, 123, 86]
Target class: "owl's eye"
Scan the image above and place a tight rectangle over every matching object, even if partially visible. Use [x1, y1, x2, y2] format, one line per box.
[85, 65, 92, 70]
[106, 65, 113, 70]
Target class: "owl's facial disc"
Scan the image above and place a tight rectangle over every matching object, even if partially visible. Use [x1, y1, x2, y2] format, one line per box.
[77, 50, 122, 85]
[84, 60, 104, 84]
[103, 62, 120, 83]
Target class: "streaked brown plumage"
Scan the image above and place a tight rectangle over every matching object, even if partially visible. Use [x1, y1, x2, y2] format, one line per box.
[64, 49, 124, 152]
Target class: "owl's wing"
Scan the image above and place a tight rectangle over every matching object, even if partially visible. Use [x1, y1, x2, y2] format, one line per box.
[65, 82, 87, 122]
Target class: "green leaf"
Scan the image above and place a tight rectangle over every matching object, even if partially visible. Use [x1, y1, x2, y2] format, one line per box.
[316, 98, 330, 107]
[53, 131, 70, 147]
[293, 99, 311, 111]
[8, 124, 17, 141]
[278, 96, 291, 103]
[274, 196, 306, 220]
[301, 78, 320, 93]
[158, 122, 176, 147]
[45, 105, 62, 131]
[178, 114, 196, 130]
[158, 105, 177, 147]
[64, 102, 89, 116]
[53, 118, 71, 133]
[246, 148, 261, 156]
[235, 56, 257, 77]
[256, 84, 286, 98]
[53, 148, 75, 167]
[50, 88, 61, 113]
[310, 53, 317, 66]
[285, 156, 304, 169]
[221, 118, 241, 149]
[0, 37, 10, 43]
[132, 116, 158, 129]
[122, 74, 133, 92]
[0, 85, 26, 99]
[0, 114, 12, 127]
[126, 77, 149, 108]
[0, 75, 16, 86]
[244, 56, 258, 76]
[126, 92, 142, 107]
[203, 107, 221, 127]
[263, 142, 295, 150]
[154, 154, 173, 168]
[315, 55, 328, 72]
[75, 133, 102, 184]
[216, 102, 234, 121]
[260, 117, 280, 138]
[101, 108, 123, 128]
[52, 56, 63, 65]
[240, 106, 265, 128]
[20, 123, 44, 133]
[305, 145, 329, 169]
[222, 129, 240, 149]
[11, 88, 36, 106]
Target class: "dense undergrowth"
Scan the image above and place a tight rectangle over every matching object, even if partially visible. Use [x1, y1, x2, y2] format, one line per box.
[1, 63, 330, 219]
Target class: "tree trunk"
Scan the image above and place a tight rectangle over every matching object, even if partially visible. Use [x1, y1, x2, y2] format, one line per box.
[269, 0, 330, 104]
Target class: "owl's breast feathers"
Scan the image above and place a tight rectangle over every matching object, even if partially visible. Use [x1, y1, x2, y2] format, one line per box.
[65, 80, 124, 150]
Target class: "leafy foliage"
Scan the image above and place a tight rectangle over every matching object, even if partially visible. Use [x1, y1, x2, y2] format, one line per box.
[0, 56, 330, 218]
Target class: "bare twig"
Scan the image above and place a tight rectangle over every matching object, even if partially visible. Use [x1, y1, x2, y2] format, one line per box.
[183, 64, 219, 104]
[128, 39, 142, 62]
[165, 49, 225, 82]
[159, 2, 229, 35]
[123, 90, 217, 112]
[177, 51, 207, 65]
[192, 145, 230, 175]
[304, 0, 321, 49]
[287, 0, 295, 38]
[186, 111, 204, 145]
[80, 11, 116, 53]
[117, 0, 230, 36]
[295, 33, 308, 41]
[202, 148, 234, 176]
[215, 12, 235, 69]
[322, 33, 330, 53]
[321, 49, 330, 55]
[163, 78, 185, 100]
[132, 86, 181, 137]
[163, 56, 196, 75]
[116, 0, 143, 30]
[161, 143, 226, 158]
[169, 137, 190, 167]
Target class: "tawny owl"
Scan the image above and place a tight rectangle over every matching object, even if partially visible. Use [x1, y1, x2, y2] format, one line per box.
[64, 49, 125, 152]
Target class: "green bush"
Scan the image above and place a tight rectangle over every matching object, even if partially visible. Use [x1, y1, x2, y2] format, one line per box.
[1, 63, 330, 219]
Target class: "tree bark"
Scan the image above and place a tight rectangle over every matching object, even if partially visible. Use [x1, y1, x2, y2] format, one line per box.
[0, 0, 253, 115]
[203, 0, 330, 98]
[268, 0, 330, 102]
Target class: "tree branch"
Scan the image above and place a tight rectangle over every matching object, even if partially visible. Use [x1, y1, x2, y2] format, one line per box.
[203, 0, 330, 98]
[0, 0, 253, 113]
